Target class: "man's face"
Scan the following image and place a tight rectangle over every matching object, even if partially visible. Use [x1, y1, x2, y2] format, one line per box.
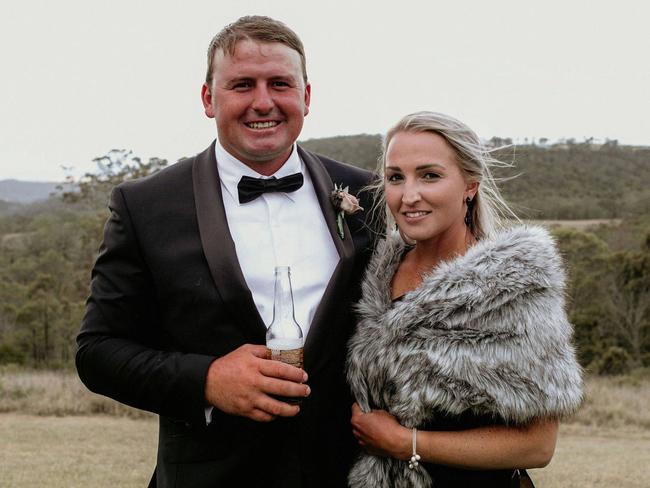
[201, 39, 311, 175]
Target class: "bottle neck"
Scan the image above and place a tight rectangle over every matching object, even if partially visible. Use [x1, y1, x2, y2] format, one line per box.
[272, 267, 297, 325]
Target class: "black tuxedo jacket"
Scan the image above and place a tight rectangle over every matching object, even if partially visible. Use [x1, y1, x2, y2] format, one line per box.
[76, 142, 377, 488]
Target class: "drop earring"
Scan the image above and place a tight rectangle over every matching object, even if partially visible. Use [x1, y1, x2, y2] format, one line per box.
[464, 196, 474, 227]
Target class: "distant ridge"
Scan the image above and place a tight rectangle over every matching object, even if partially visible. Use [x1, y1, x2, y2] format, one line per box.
[0, 179, 60, 203]
[2, 135, 649, 219]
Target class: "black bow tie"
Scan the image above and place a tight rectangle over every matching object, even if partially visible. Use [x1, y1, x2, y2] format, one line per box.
[237, 173, 304, 204]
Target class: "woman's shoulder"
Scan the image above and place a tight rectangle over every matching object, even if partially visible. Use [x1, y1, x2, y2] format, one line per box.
[434, 224, 566, 294]
[470, 224, 559, 264]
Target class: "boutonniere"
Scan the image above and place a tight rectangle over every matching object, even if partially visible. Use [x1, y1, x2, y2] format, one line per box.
[330, 183, 364, 239]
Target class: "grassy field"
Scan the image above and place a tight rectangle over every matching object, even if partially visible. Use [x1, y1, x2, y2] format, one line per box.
[1, 369, 650, 486]
[0, 414, 157, 488]
[0, 368, 151, 418]
[531, 219, 622, 230]
[533, 424, 650, 487]
[1, 415, 649, 487]
[3, 369, 650, 428]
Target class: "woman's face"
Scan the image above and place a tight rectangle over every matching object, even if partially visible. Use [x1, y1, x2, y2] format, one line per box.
[384, 131, 476, 244]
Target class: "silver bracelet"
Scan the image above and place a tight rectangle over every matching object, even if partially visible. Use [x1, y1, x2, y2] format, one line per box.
[408, 427, 421, 469]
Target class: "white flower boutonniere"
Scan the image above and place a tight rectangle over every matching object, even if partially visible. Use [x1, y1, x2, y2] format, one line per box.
[330, 184, 364, 239]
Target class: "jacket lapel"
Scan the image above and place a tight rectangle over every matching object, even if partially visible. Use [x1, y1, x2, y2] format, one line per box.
[298, 146, 355, 261]
[192, 142, 267, 344]
[298, 147, 356, 371]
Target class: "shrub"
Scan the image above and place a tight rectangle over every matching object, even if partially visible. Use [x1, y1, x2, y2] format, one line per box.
[591, 346, 632, 375]
[0, 344, 25, 365]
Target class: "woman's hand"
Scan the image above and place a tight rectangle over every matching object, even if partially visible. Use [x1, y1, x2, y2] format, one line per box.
[350, 402, 411, 459]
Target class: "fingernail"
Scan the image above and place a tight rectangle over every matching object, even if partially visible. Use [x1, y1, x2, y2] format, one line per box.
[302, 372, 308, 382]
[305, 386, 311, 396]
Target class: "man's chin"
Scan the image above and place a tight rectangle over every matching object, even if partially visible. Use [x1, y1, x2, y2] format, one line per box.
[237, 146, 294, 174]
[243, 145, 294, 162]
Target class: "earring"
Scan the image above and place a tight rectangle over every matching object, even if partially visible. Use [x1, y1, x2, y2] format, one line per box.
[464, 196, 474, 227]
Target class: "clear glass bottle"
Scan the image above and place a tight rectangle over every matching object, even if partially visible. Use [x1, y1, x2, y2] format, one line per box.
[266, 266, 304, 399]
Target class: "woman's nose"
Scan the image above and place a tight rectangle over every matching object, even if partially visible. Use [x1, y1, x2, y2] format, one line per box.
[401, 181, 421, 205]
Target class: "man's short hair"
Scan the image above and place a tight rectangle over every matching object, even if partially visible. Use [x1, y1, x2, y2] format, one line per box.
[206, 15, 308, 85]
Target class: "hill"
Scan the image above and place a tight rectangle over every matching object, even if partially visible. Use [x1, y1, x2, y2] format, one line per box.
[0, 180, 60, 203]
[301, 135, 650, 220]
[4, 136, 650, 219]
[0, 199, 21, 214]
[495, 143, 650, 219]
[300, 134, 382, 171]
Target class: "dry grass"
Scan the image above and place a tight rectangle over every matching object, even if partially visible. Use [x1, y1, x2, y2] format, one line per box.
[0, 414, 157, 488]
[0, 367, 152, 418]
[569, 373, 650, 429]
[3, 368, 649, 429]
[1, 415, 648, 487]
[529, 219, 623, 230]
[532, 424, 650, 487]
[2, 368, 650, 486]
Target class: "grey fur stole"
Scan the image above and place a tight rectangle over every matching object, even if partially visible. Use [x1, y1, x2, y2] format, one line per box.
[346, 226, 583, 488]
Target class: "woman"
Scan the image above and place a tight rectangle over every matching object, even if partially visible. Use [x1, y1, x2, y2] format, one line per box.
[346, 112, 583, 487]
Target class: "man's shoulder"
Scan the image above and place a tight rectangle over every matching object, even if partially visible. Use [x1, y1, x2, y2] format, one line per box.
[116, 143, 215, 198]
[118, 156, 195, 195]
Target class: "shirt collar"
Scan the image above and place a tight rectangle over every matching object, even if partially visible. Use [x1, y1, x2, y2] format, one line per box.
[215, 139, 303, 204]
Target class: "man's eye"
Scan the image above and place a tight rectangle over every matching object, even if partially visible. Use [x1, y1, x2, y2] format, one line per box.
[233, 82, 252, 90]
[272, 81, 289, 88]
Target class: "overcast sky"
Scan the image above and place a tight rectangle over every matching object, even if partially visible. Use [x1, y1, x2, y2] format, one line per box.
[1, 0, 648, 181]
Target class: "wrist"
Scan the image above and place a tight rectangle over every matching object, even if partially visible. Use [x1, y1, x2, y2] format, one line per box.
[392, 424, 413, 460]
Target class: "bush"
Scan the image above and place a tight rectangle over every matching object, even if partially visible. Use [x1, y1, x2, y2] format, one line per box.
[0, 344, 25, 365]
[590, 346, 632, 375]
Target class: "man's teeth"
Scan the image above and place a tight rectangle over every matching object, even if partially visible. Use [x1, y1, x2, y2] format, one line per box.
[405, 211, 428, 217]
[246, 121, 279, 129]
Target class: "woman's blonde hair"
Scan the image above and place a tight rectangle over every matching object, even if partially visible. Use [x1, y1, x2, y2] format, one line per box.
[372, 111, 518, 240]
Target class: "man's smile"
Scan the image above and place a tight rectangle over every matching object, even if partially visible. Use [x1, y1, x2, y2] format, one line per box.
[244, 121, 281, 129]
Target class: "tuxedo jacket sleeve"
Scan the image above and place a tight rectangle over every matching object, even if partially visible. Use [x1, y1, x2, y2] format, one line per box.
[76, 142, 377, 429]
[76, 160, 217, 425]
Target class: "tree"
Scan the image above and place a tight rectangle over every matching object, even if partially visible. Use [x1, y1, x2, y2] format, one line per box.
[553, 228, 609, 315]
[602, 250, 650, 367]
[0, 149, 168, 368]
[553, 227, 612, 366]
[59, 149, 168, 210]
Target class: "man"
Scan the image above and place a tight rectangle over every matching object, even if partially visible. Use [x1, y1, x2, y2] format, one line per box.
[76, 15, 376, 488]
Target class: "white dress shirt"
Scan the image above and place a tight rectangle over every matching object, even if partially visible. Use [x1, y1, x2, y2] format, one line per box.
[215, 140, 340, 338]
[205, 141, 341, 424]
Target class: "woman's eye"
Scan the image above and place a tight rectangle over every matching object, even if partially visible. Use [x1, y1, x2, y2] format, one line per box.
[386, 174, 403, 182]
[422, 172, 440, 180]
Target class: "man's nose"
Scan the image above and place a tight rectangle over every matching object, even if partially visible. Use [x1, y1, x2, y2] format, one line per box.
[251, 85, 274, 113]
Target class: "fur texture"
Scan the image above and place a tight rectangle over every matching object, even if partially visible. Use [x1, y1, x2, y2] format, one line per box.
[347, 226, 583, 488]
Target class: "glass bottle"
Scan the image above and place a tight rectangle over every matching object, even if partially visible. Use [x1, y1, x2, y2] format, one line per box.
[266, 266, 304, 404]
